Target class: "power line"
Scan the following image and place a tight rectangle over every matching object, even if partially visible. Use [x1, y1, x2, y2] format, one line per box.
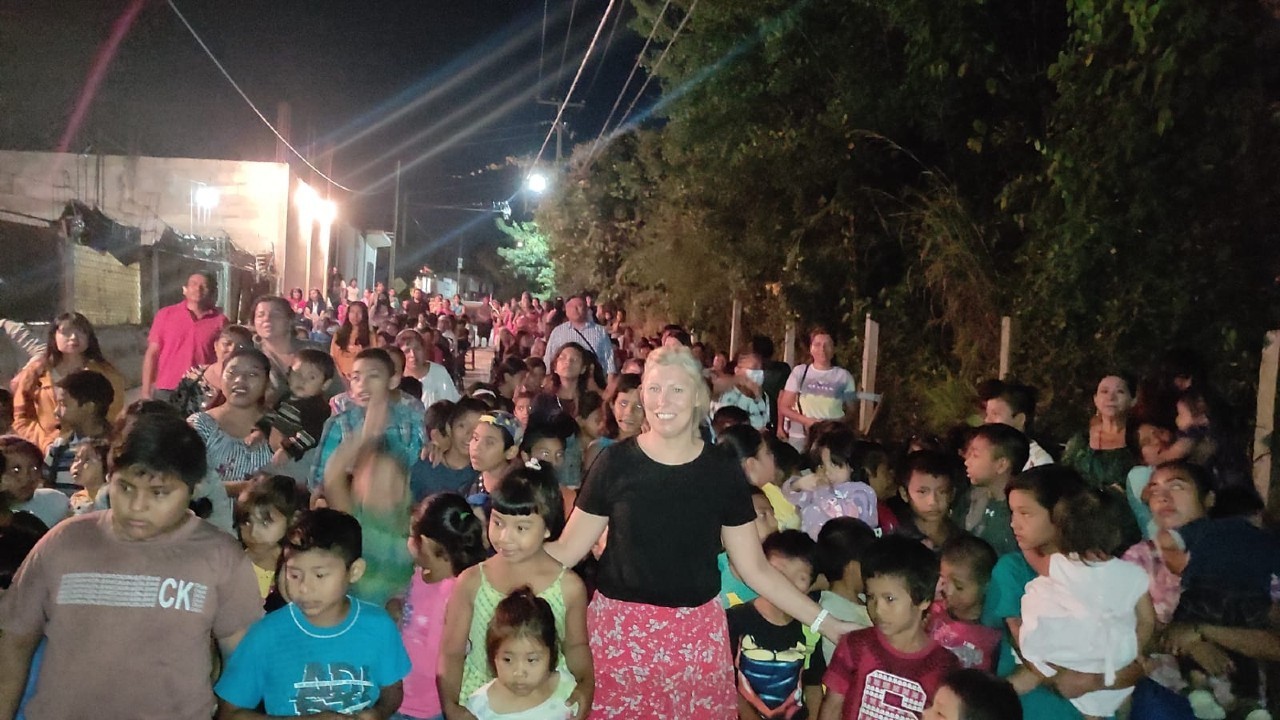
[531, 0, 619, 172]
[556, 0, 581, 97]
[614, 0, 699, 133]
[591, 0, 673, 153]
[584, 0, 628, 98]
[538, 0, 549, 88]
[166, 0, 359, 194]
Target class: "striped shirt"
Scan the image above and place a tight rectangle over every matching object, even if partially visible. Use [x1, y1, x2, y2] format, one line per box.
[544, 320, 616, 374]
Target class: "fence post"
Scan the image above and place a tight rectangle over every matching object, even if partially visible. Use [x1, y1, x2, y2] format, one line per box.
[859, 314, 880, 434]
[729, 299, 742, 360]
[1254, 330, 1279, 506]
[783, 322, 797, 367]
[999, 316, 1012, 380]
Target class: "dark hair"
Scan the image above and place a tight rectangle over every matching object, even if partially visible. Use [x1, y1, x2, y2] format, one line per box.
[994, 383, 1039, 434]
[56, 370, 114, 419]
[384, 345, 406, 373]
[761, 529, 816, 573]
[490, 463, 566, 540]
[493, 355, 527, 393]
[220, 324, 255, 347]
[109, 413, 207, 489]
[353, 347, 394, 376]
[235, 474, 306, 529]
[1005, 464, 1087, 510]
[853, 440, 890, 476]
[413, 493, 486, 575]
[602, 373, 643, 439]
[717, 424, 766, 466]
[861, 535, 940, 606]
[939, 535, 998, 585]
[520, 422, 571, 457]
[424, 400, 456, 440]
[969, 424, 1031, 475]
[897, 450, 955, 491]
[524, 357, 546, 374]
[1209, 483, 1264, 520]
[770, 437, 803, 479]
[1052, 488, 1129, 558]
[1151, 460, 1214, 502]
[485, 586, 558, 675]
[711, 406, 752, 436]
[549, 342, 592, 398]
[253, 295, 295, 323]
[0, 507, 46, 589]
[284, 508, 362, 567]
[45, 312, 110, 368]
[816, 516, 876, 581]
[295, 348, 337, 381]
[335, 301, 372, 351]
[449, 397, 491, 435]
[575, 390, 605, 421]
[810, 424, 858, 469]
[749, 334, 775, 360]
[226, 346, 271, 374]
[0, 436, 43, 470]
[399, 376, 423, 400]
[941, 669, 1023, 720]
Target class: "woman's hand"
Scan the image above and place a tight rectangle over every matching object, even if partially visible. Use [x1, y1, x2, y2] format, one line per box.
[1045, 666, 1102, 699]
[566, 681, 593, 720]
[1185, 642, 1234, 677]
[819, 617, 858, 644]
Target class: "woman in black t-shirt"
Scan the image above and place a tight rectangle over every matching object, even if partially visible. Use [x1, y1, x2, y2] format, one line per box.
[546, 346, 854, 719]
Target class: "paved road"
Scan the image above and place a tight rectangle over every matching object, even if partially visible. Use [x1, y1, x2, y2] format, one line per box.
[463, 344, 495, 388]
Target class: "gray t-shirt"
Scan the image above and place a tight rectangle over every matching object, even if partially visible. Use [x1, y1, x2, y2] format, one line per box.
[15, 488, 69, 528]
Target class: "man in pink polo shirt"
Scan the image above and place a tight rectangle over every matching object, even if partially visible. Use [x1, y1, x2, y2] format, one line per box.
[141, 271, 228, 401]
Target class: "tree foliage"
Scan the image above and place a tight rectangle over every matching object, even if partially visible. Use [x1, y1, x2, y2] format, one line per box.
[494, 219, 557, 298]
[538, 0, 1280, 437]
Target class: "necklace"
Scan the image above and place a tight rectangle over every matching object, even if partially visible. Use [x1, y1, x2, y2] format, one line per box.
[288, 595, 360, 639]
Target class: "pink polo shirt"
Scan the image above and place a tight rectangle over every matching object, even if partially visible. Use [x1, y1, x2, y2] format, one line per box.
[148, 302, 228, 390]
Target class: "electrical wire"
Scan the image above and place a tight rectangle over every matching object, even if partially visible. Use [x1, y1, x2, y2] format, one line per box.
[591, 0, 673, 153]
[530, 0, 619, 172]
[614, 0, 698, 133]
[166, 0, 359, 194]
[556, 0, 580, 97]
[583, 0, 628, 97]
[538, 0, 549, 88]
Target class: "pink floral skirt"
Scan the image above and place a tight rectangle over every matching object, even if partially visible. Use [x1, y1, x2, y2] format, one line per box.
[587, 594, 735, 719]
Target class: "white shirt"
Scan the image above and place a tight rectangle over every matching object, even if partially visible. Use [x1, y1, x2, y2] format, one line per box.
[419, 362, 461, 408]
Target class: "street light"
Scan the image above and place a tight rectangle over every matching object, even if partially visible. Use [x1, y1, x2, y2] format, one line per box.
[194, 185, 220, 211]
[526, 172, 548, 194]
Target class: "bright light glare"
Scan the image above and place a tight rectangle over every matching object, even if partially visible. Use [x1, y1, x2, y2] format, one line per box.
[526, 172, 548, 194]
[294, 183, 336, 224]
[316, 200, 337, 224]
[194, 185, 220, 210]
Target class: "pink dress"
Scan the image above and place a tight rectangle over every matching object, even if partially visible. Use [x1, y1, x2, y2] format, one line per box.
[398, 574, 456, 718]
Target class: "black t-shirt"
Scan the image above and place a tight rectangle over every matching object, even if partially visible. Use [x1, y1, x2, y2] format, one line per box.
[727, 602, 824, 719]
[576, 437, 755, 607]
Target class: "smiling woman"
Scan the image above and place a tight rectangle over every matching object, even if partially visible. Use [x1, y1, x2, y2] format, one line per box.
[187, 348, 274, 490]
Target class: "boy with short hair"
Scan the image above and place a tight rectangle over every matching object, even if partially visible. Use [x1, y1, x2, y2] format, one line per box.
[895, 451, 963, 551]
[728, 529, 825, 720]
[982, 383, 1053, 469]
[819, 536, 960, 720]
[928, 536, 1002, 672]
[854, 441, 899, 534]
[410, 398, 487, 501]
[0, 436, 69, 528]
[45, 369, 114, 493]
[313, 348, 424, 495]
[954, 425, 1030, 556]
[264, 348, 334, 488]
[215, 508, 410, 719]
[0, 414, 263, 719]
[815, 517, 877, 662]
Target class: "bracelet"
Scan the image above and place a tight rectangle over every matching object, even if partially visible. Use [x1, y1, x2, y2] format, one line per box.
[810, 609, 831, 634]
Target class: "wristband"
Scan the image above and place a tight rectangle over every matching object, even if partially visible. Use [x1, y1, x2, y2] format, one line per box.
[810, 609, 831, 634]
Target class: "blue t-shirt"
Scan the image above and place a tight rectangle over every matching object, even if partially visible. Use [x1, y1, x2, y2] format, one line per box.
[409, 459, 477, 503]
[215, 599, 411, 716]
[980, 552, 1088, 720]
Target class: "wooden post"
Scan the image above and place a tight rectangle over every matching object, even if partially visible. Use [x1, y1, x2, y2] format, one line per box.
[859, 314, 880, 434]
[729, 299, 742, 360]
[783, 322, 797, 367]
[999, 316, 1012, 380]
[1254, 330, 1280, 506]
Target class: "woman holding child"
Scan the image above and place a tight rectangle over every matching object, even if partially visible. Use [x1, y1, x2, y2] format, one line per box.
[252, 295, 318, 405]
[546, 346, 853, 718]
[187, 348, 274, 491]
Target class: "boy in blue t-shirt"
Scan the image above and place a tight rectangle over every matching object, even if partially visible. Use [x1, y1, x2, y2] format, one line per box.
[215, 508, 411, 718]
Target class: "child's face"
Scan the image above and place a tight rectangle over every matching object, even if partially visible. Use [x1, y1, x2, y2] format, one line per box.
[514, 398, 532, 427]
[488, 510, 549, 563]
[524, 368, 546, 393]
[922, 685, 964, 720]
[214, 333, 243, 363]
[963, 436, 1003, 486]
[579, 408, 605, 439]
[902, 472, 953, 523]
[1, 451, 41, 502]
[1175, 400, 1207, 431]
[493, 634, 555, 697]
[349, 358, 391, 406]
[1008, 488, 1056, 553]
[409, 534, 455, 582]
[865, 462, 893, 500]
[768, 553, 812, 594]
[820, 448, 852, 485]
[240, 506, 289, 550]
[747, 443, 778, 488]
[289, 360, 328, 399]
[53, 388, 92, 429]
[752, 494, 778, 540]
[108, 465, 193, 541]
[448, 412, 483, 459]
[469, 424, 515, 473]
[865, 574, 929, 640]
[983, 397, 1025, 432]
[611, 389, 644, 438]
[283, 548, 363, 627]
[1136, 423, 1173, 466]
[70, 445, 105, 488]
[938, 557, 985, 621]
[524, 437, 566, 468]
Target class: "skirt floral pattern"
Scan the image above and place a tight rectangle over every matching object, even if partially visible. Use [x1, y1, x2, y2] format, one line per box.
[587, 594, 735, 719]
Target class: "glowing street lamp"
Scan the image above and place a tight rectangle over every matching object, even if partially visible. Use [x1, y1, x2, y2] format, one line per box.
[526, 172, 548, 194]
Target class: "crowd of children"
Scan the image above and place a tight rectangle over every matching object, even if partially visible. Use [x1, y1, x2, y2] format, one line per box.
[1, 295, 1277, 720]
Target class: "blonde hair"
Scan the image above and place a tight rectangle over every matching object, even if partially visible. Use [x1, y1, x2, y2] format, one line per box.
[642, 346, 711, 424]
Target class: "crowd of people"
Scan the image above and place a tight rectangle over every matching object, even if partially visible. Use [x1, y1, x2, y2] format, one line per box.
[0, 270, 1276, 720]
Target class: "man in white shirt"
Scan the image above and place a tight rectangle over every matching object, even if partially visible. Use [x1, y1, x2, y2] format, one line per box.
[543, 295, 617, 377]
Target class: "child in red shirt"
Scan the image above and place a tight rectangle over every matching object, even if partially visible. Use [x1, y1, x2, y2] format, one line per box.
[927, 536, 1002, 672]
[820, 536, 959, 720]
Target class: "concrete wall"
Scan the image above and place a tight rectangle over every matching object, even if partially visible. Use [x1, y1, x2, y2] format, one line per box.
[0, 150, 290, 257]
[66, 244, 140, 326]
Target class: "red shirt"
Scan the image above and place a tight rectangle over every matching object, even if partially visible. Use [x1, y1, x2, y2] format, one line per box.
[148, 302, 228, 390]
[824, 627, 959, 720]
[925, 601, 1002, 671]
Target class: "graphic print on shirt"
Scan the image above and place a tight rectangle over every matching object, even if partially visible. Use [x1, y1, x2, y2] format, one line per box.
[735, 633, 807, 719]
[57, 573, 208, 612]
[858, 669, 927, 720]
[292, 662, 376, 714]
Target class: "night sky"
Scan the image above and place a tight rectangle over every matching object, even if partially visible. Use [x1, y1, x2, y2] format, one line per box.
[0, 0, 647, 272]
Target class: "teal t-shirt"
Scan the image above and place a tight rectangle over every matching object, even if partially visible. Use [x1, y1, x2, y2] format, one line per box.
[980, 552, 1089, 720]
[351, 504, 414, 607]
[717, 552, 758, 608]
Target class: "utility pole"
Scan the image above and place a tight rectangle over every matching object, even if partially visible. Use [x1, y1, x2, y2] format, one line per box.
[536, 98, 585, 163]
[391, 160, 400, 292]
